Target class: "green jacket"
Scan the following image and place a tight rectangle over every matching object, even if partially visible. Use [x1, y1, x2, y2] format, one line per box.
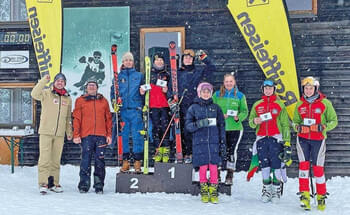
[31, 78, 73, 137]
[212, 87, 248, 131]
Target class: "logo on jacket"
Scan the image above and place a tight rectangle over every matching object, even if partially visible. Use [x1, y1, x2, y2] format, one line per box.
[121, 78, 126, 83]
[257, 106, 265, 114]
[53, 98, 59, 104]
[315, 108, 321, 113]
[300, 107, 307, 115]
[272, 109, 278, 114]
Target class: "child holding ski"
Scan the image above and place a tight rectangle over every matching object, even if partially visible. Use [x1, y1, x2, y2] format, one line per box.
[293, 76, 338, 211]
[212, 73, 248, 185]
[149, 53, 171, 163]
[248, 79, 291, 203]
[169, 49, 215, 163]
[111, 52, 145, 173]
[185, 82, 226, 204]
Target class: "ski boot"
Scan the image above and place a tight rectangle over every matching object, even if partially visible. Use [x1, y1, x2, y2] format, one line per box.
[120, 160, 130, 173]
[225, 170, 233, 185]
[184, 155, 192, 164]
[154, 147, 164, 162]
[134, 160, 142, 174]
[162, 147, 170, 163]
[299, 191, 311, 211]
[261, 183, 272, 203]
[271, 183, 281, 204]
[50, 184, 63, 193]
[317, 194, 327, 211]
[209, 183, 219, 204]
[200, 183, 209, 203]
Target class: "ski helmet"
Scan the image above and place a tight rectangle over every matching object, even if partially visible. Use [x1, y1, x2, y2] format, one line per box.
[93, 51, 102, 58]
[197, 82, 213, 97]
[261, 79, 276, 93]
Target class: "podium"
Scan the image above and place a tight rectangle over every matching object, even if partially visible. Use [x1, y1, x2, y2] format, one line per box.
[116, 162, 231, 195]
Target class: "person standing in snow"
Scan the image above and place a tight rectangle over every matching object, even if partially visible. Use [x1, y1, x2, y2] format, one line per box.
[168, 49, 215, 163]
[293, 76, 337, 211]
[149, 53, 171, 163]
[73, 79, 112, 194]
[248, 79, 291, 203]
[185, 82, 226, 204]
[212, 73, 248, 185]
[111, 52, 145, 173]
[31, 73, 73, 194]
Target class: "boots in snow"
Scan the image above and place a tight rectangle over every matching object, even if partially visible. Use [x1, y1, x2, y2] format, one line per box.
[200, 183, 209, 203]
[271, 183, 281, 203]
[209, 183, 219, 204]
[299, 191, 311, 211]
[154, 147, 164, 162]
[134, 160, 142, 173]
[317, 194, 327, 211]
[261, 183, 272, 203]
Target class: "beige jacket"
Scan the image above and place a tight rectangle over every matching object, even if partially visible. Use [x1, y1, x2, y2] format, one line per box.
[31, 78, 73, 137]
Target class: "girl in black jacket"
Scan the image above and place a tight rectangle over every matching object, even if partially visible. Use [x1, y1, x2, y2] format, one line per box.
[185, 82, 226, 204]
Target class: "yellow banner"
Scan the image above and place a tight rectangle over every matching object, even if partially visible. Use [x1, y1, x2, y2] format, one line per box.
[227, 0, 299, 119]
[26, 0, 62, 84]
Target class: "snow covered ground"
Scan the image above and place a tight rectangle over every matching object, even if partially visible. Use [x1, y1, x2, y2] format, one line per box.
[0, 165, 349, 215]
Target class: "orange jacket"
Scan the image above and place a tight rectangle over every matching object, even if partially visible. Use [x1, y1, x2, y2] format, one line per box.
[73, 94, 112, 138]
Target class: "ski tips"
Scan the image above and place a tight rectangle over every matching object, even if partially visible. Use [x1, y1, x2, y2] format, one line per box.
[169, 41, 176, 49]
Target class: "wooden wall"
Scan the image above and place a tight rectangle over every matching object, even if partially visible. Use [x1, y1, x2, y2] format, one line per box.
[1, 0, 349, 178]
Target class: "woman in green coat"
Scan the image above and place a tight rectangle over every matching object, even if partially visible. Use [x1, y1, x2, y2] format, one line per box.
[213, 73, 248, 184]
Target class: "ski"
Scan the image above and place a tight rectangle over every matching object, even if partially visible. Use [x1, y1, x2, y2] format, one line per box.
[141, 56, 151, 174]
[169, 41, 183, 163]
[111, 44, 123, 165]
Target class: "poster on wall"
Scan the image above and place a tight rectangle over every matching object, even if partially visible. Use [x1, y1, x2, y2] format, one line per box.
[0, 51, 29, 69]
[62, 6, 130, 108]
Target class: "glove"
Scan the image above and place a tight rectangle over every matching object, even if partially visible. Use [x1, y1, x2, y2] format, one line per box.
[310, 124, 325, 132]
[196, 118, 209, 128]
[195, 49, 207, 61]
[168, 99, 179, 114]
[88, 57, 94, 63]
[279, 146, 292, 166]
[219, 142, 227, 168]
[79, 56, 86, 63]
[298, 125, 310, 134]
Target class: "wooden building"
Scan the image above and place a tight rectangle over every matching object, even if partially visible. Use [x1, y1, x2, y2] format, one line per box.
[0, 0, 349, 178]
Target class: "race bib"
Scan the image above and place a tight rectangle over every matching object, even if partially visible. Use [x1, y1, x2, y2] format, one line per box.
[141, 84, 152, 91]
[304, 118, 316, 126]
[208, 118, 217, 126]
[260, 112, 272, 121]
[156, 79, 167, 87]
[227, 109, 238, 117]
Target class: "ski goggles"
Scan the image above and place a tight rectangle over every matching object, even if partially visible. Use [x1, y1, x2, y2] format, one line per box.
[301, 76, 318, 87]
[263, 80, 275, 87]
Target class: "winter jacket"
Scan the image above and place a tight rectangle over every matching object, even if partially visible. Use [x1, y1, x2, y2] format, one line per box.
[212, 87, 248, 131]
[249, 94, 290, 142]
[150, 66, 170, 108]
[185, 97, 226, 167]
[111, 68, 144, 110]
[293, 92, 337, 140]
[168, 57, 215, 110]
[73, 94, 112, 138]
[31, 77, 72, 137]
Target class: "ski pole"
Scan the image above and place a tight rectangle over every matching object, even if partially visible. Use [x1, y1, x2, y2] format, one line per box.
[309, 164, 317, 205]
[156, 89, 187, 153]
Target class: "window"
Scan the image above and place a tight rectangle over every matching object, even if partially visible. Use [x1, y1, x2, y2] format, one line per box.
[286, 0, 317, 15]
[140, 27, 185, 73]
[0, 0, 27, 22]
[0, 83, 35, 128]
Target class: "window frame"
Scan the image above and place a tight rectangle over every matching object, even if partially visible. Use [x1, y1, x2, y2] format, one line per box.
[139, 27, 185, 73]
[287, 0, 317, 15]
[0, 82, 36, 128]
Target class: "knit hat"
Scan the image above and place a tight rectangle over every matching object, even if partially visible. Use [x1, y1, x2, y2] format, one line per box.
[54, 73, 66, 84]
[153, 53, 165, 62]
[122, 52, 134, 62]
[197, 82, 213, 97]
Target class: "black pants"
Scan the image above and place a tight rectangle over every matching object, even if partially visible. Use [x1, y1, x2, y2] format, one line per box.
[150, 107, 170, 148]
